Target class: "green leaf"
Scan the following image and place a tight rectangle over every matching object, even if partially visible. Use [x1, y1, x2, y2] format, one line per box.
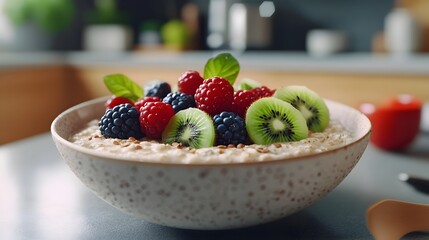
[103, 74, 143, 102]
[239, 78, 262, 90]
[203, 53, 240, 85]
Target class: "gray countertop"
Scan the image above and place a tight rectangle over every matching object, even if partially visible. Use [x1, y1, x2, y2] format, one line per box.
[1, 51, 429, 75]
[1, 131, 428, 240]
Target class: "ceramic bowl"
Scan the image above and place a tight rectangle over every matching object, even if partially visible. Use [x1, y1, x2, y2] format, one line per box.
[51, 97, 371, 230]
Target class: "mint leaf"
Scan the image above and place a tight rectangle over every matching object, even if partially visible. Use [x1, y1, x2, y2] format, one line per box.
[103, 74, 143, 102]
[239, 78, 262, 90]
[203, 53, 240, 85]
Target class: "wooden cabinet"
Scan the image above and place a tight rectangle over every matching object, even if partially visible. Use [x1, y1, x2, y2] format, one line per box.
[1, 64, 428, 144]
[0, 66, 70, 144]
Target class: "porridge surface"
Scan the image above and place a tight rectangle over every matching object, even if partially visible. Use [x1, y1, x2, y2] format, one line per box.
[70, 120, 353, 164]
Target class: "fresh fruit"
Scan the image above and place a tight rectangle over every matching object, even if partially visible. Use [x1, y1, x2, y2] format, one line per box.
[194, 77, 234, 116]
[213, 112, 248, 146]
[105, 96, 134, 109]
[178, 70, 204, 95]
[99, 104, 144, 139]
[139, 102, 175, 139]
[252, 86, 275, 99]
[162, 92, 196, 113]
[144, 81, 171, 99]
[360, 95, 421, 151]
[245, 97, 308, 145]
[99, 52, 333, 147]
[134, 96, 161, 111]
[231, 90, 258, 118]
[162, 108, 215, 149]
[274, 86, 329, 132]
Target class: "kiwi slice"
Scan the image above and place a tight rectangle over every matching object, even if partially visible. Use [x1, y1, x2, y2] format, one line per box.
[245, 97, 308, 145]
[162, 108, 215, 149]
[274, 86, 330, 132]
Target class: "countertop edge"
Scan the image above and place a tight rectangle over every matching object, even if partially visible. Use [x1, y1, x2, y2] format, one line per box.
[1, 51, 429, 75]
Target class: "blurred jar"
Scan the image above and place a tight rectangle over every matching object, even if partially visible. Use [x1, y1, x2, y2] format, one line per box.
[83, 25, 132, 52]
[384, 8, 421, 55]
[306, 30, 348, 56]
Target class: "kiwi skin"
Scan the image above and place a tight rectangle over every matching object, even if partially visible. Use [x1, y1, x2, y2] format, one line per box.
[274, 86, 329, 132]
[162, 108, 215, 149]
[245, 97, 309, 145]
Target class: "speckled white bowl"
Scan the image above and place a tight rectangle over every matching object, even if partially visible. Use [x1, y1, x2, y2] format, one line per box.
[51, 97, 371, 230]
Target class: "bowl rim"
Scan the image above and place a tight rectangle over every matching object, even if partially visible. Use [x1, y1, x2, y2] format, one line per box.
[51, 97, 372, 167]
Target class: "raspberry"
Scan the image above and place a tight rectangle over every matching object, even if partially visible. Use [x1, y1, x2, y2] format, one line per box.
[162, 92, 196, 113]
[134, 96, 161, 111]
[231, 90, 258, 118]
[145, 81, 171, 99]
[194, 77, 234, 116]
[99, 104, 143, 139]
[105, 96, 134, 109]
[178, 70, 204, 95]
[139, 102, 175, 139]
[213, 112, 248, 146]
[252, 86, 275, 99]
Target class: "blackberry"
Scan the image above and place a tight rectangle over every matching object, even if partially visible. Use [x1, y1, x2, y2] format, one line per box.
[99, 104, 144, 139]
[162, 92, 196, 113]
[145, 81, 171, 99]
[213, 112, 248, 146]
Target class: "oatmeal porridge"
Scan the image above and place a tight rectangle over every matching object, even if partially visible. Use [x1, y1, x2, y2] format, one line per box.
[70, 119, 353, 164]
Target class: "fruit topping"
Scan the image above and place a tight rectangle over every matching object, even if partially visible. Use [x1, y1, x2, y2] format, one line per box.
[231, 90, 258, 118]
[144, 81, 172, 99]
[213, 112, 248, 146]
[162, 108, 215, 149]
[139, 102, 175, 139]
[99, 104, 144, 139]
[194, 77, 234, 116]
[134, 96, 161, 111]
[245, 97, 308, 145]
[178, 70, 204, 95]
[162, 92, 196, 113]
[274, 86, 329, 132]
[105, 96, 135, 109]
[98, 52, 331, 148]
[252, 86, 275, 99]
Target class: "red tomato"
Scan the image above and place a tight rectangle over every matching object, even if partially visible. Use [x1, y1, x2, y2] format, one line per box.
[360, 95, 421, 151]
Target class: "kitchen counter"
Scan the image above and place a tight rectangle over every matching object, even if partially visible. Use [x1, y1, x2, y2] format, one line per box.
[1, 51, 429, 75]
[1, 132, 428, 240]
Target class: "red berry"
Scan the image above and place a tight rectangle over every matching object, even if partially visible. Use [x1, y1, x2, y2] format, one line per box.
[194, 77, 234, 116]
[178, 70, 204, 95]
[105, 96, 134, 109]
[252, 86, 275, 99]
[135, 96, 161, 111]
[231, 90, 258, 118]
[139, 102, 175, 139]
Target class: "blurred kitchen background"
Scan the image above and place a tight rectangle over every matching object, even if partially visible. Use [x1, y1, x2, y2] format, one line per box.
[0, 0, 428, 53]
[1, 0, 429, 144]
